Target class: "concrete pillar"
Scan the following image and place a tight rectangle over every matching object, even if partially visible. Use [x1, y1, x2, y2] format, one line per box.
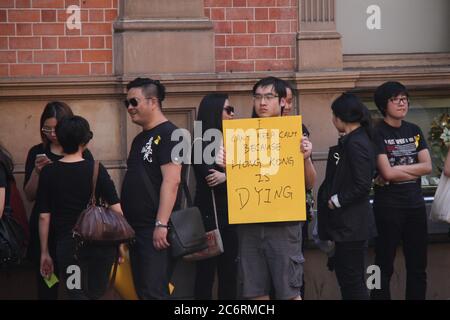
[297, 0, 343, 71]
[114, 0, 215, 75]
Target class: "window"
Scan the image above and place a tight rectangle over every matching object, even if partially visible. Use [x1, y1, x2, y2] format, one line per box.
[336, 0, 450, 55]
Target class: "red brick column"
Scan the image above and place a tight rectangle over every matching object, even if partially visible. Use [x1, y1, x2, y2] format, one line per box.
[204, 0, 298, 73]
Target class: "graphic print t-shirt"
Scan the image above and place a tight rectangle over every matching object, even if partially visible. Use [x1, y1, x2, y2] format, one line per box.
[373, 120, 428, 208]
[121, 121, 179, 227]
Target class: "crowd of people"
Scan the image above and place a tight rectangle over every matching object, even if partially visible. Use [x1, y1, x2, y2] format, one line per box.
[0, 76, 441, 300]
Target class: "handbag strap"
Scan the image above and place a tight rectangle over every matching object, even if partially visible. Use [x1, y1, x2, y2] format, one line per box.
[89, 161, 100, 206]
[211, 190, 219, 230]
[108, 246, 120, 290]
[137, 159, 193, 209]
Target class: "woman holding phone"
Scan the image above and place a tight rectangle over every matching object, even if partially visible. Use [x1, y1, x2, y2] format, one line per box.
[24, 101, 93, 299]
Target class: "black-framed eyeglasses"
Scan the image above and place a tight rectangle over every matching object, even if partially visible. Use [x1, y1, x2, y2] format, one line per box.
[389, 96, 409, 105]
[123, 97, 155, 109]
[224, 106, 235, 115]
[253, 94, 279, 102]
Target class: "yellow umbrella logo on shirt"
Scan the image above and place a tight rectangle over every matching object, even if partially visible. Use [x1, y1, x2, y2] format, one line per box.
[414, 134, 420, 148]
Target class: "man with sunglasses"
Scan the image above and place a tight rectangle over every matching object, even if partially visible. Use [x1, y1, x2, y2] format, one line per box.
[237, 77, 316, 300]
[120, 77, 181, 300]
[371, 81, 432, 300]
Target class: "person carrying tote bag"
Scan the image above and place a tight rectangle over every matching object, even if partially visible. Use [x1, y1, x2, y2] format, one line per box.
[430, 148, 450, 223]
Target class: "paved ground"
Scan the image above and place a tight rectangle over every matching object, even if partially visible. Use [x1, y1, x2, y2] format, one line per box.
[1, 242, 449, 300]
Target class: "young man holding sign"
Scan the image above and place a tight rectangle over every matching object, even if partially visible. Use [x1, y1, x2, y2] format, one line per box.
[237, 77, 316, 300]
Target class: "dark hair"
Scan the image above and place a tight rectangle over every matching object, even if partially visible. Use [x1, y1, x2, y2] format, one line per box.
[196, 93, 229, 133]
[374, 81, 409, 117]
[40, 101, 74, 146]
[283, 79, 295, 95]
[56, 116, 93, 154]
[251, 76, 287, 118]
[0, 143, 14, 181]
[331, 93, 373, 139]
[126, 77, 166, 108]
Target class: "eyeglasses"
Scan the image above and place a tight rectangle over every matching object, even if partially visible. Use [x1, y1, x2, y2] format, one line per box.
[123, 97, 155, 109]
[253, 94, 279, 102]
[389, 96, 409, 105]
[224, 106, 235, 115]
[41, 127, 56, 134]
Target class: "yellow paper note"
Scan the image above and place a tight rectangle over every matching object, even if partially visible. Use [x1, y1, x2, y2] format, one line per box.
[43, 273, 59, 288]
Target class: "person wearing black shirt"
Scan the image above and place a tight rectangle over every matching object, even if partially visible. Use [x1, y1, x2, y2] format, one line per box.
[24, 101, 93, 300]
[37, 116, 121, 300]
[318, 93, 375, 300]
[370, 82, 432, 300]
[192, 93, 238, 300]
[0, 144, 14, 220]
[121, 78, 181, 300]
[281, 80, 315, 299]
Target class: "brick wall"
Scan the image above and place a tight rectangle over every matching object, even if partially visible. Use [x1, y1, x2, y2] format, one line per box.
[0, 0, 117, 77]
[0, 0, 298, 77]
[204, 0, 298, 73]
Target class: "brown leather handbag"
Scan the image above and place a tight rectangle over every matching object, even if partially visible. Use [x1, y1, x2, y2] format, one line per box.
[72, 161, 135, 245]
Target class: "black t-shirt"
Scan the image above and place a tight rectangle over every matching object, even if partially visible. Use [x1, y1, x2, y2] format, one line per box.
[373, 120, 428, 208]
[24, 143, 93, 188]
[121, 121, 180, 227]
[36, 160, 119, 240]
[0, 163, 10, 208]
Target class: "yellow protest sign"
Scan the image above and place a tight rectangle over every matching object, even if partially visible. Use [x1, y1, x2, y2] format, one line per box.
[223, 116, 306, 224]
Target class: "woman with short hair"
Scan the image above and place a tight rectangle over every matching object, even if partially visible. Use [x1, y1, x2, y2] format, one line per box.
[24, 101, 93, 299]
[37, 115, 121, 300]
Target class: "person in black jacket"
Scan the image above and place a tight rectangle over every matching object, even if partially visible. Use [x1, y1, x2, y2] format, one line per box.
[318, 93, 375, 300]
[193, 93, 238, 300]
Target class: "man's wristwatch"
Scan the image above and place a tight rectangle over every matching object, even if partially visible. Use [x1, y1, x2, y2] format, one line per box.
[155, 220, 169, 228]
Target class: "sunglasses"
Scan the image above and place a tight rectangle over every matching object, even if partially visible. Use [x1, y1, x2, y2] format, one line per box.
[124, 97, 155, 109]
[224, 106, 235, 115]
[123, 98, 139, 109]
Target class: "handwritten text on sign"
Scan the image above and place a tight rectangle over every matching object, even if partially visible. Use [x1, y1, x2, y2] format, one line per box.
[223, 116, 306, 224]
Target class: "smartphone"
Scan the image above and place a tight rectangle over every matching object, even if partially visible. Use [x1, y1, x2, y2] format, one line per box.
[36, 153, 48, 160]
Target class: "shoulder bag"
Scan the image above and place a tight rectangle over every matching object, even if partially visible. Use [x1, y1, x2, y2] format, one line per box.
[72, 161, 135, 245]
[183, 189, 224, 261]
[138, 161, 208, 258]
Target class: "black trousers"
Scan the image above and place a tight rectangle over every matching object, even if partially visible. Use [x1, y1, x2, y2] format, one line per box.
[194, 226, 238, 300]
[56, 236, 116, 300]
[370, 206, 427, 300]
[29, 211, 59, 300]
[129, 226, 172, 300]
[334, 240, 369, 300]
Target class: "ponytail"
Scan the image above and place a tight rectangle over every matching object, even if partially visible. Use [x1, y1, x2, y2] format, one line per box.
[331, 93, 373, 140]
